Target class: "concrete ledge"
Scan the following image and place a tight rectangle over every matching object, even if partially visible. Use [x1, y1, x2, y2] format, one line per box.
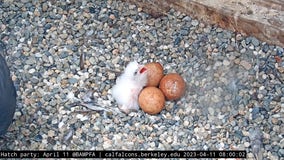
[126, 0, 284, 47]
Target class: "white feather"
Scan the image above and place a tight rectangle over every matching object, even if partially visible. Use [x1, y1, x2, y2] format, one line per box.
[111, 61, 147, 114]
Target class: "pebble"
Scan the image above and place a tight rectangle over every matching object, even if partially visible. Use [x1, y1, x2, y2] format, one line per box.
[48, 130, 55, 137]
[183, 120, 189, 127]
[112, 49, 120, 55]
[240, 60, 252, 70]
[191, 20, 199, 26]
[28, 68, 36, 74]
[223, 59, 230, 66]
[0, 1, 282, 159]
[244, 142, 250, 147]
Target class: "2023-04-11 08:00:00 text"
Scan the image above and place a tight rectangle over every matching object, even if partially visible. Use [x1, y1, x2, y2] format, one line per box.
[0, 150, 247, 158]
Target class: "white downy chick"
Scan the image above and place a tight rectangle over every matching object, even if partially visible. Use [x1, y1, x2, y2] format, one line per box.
[111, 61, 148, 114]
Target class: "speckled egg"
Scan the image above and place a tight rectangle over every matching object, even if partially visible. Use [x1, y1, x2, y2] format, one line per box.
[145, 62, 164, 87]
[138, 87, 165, 114]
[159, 73, 186, 100]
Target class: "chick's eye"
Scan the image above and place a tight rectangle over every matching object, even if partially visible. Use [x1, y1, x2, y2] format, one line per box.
[134, 70, 138, 75]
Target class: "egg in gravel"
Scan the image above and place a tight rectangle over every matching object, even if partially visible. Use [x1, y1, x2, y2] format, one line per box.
[159, 73, 186, 101]
[138, 87, 165, 114]
[144, 62, 164, 87]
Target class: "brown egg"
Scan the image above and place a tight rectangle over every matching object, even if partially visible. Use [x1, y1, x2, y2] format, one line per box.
[138, 87, 165, 115]
[159, 73, 186, 100]
[145, 62, 164, 87]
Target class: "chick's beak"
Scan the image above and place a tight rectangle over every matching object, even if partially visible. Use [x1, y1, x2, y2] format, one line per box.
[138, 65, 147, 74]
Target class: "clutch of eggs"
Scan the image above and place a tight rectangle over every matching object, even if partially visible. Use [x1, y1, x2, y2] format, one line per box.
[139, 62, 186, 115]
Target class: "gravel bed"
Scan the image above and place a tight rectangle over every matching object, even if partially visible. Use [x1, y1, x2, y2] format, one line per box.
[0, 0, 283, 159]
